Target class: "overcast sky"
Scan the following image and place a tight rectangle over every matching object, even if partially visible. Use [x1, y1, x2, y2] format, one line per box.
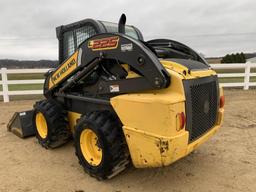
[0, 0, 255, 60]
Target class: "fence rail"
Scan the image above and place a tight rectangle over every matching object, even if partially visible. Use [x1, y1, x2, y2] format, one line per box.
[1, 62, 256, 102]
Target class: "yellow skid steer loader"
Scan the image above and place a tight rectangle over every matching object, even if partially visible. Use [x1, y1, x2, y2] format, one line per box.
[8, 14, 224, 180]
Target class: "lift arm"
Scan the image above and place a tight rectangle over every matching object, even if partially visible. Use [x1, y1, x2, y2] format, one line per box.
[44, 33, 170, 97]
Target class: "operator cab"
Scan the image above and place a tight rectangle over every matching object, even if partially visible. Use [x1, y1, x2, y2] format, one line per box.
[56, 19, 143, 63]
[56, 16, 208, 68]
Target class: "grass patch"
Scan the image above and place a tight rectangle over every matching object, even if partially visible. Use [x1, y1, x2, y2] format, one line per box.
[218, 76, 256, 83]
[9, 84, 43, 91]
[218, 77, 244, 83]
[0, 84, 43, 91]
[0, 73, 44, 81]
[250, 77, 256, 82]
[0, 95, 44, 102]
[8, 73, 45, 80]
[215, 68, 256, 74]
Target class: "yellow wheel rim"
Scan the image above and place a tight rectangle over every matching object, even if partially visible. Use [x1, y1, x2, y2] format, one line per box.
[35, 112, 48, 139]
[80, 129, 102, 166]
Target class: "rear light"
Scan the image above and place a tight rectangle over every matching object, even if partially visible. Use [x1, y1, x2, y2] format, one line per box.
[177, 112, 186, 131]
[220, 96, 225, 108]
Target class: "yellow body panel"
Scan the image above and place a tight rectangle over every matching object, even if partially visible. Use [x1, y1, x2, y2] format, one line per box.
[67, 111, 81, 133]
[49, 51, 79, 89]
[110, 60, 224, 168]
[65, 60, 224, 168]
[161, 60, 217, 79]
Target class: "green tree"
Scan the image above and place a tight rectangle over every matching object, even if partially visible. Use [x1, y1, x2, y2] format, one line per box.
[235, 53, 241, 63]
[221, 54, 231, 63]
[221, 52, 246, 63]
[240, 52, 246, 63]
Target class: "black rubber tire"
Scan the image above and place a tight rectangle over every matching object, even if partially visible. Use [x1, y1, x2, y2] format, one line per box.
[74, 111, 130, 180]
[33, 99, 71, 149]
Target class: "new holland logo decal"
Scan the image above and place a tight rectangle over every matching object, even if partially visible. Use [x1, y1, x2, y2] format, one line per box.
[52, 59, 76, 83]
[88, 36, 119, 51]
[49, 51, 79, 88]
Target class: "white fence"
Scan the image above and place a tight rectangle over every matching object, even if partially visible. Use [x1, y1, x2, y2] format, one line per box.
[210, 62, 256, 89]
[0, 63, 256, 102]
[0, 68, 48, 102]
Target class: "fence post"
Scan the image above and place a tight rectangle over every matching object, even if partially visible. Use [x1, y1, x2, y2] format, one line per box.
[244, 62, 251, 90]
[1, 68, 9, 102]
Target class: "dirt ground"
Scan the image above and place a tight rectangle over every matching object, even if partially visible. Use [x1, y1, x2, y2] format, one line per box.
[0, 90, 255, 192]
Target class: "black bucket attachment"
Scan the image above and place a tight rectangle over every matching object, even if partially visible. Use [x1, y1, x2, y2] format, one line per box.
[7, 110, 36, 138]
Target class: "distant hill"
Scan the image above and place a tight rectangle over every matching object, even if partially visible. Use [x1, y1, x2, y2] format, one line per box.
[0, 59, 58, 69]
[244, 53, 256, 59]
[206, 57, 222, 64]
[0, 52, 255, 68]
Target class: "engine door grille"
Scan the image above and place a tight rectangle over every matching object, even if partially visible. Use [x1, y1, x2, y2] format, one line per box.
[183, 76, 219, 142]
